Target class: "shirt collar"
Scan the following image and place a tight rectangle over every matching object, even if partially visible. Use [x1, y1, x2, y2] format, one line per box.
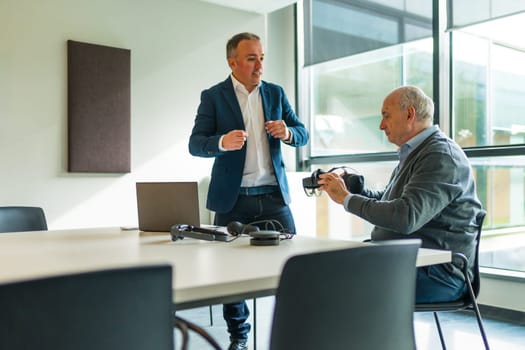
[398, 124, 439, 163]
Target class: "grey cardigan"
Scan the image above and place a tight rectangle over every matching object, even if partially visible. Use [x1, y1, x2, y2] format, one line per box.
[346, 127, 483, 280]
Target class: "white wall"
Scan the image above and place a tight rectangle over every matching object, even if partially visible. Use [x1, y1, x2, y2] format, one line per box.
[266, 5, 298, 170]
[0, 0, 303, 229]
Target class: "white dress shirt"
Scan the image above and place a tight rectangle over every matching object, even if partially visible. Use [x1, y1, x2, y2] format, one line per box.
[228, 75, 276, 187]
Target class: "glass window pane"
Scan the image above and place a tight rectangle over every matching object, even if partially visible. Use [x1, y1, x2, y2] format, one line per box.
[492, 45, 525, 144]
[448, 0, 525, 29]
[359, 0, 432, 17]
[313, 2, 398, 44]
[308, 39, 433, 156]
[405, 0, 433, 17]
[405, 21, 432, 41]
[452, 32, 489, 147]
[304, 0, 432, 65]
[450, 0, 491, 28]
[473, 156, 525, 272]
[452, 13, 525, 147]
[366, 0, 404, 11]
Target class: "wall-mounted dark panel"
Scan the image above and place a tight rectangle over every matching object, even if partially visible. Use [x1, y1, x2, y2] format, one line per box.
[67, 40, 130, 173]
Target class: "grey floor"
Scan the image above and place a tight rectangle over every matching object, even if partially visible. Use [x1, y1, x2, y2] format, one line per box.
[175, 297, 525, 350]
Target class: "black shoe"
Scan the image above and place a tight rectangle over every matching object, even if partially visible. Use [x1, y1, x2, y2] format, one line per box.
[228, 339, 248, 350]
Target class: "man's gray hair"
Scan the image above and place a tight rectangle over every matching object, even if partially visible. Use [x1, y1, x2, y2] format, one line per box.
[226, 32, 260, 59]
[397, 86, 434, 121]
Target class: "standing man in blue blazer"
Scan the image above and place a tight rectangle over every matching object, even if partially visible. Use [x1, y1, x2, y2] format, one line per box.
[189, 32, 309, 350]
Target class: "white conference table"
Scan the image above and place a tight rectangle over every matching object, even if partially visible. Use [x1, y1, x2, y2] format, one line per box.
[0, 227, 450, 310]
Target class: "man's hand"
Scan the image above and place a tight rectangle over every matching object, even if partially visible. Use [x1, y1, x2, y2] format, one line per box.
[265, 120, 290, 141]
[318, 172, 349, 204]
[222, 130, 248, 150]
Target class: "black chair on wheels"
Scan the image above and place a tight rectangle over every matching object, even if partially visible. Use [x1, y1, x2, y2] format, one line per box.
[415, 210, 490, 350]
[0, 265, 174, 350]
[176, 239, 422, 350]
[0, 206, 48, 232]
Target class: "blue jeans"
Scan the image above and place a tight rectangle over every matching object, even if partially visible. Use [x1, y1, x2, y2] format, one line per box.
[215, 190, 296, 340]
[416, 264, 467, 303]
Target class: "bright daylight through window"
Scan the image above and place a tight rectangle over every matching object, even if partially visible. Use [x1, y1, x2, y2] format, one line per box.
[298, 0, 525, 275]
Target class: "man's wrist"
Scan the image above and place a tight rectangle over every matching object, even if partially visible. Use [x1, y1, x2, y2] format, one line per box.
[218, 135, 227, 151]
[283, 128, 292, 143]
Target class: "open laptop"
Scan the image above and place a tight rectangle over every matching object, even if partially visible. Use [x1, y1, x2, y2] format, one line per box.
[136, 182, 200, 232]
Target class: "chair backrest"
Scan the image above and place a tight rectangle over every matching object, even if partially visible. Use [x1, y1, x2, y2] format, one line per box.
[0, 206, 48, 232]
[471, 210, 487, 297]
[0, 265, 174, 350]
[269, 240, 421, 350]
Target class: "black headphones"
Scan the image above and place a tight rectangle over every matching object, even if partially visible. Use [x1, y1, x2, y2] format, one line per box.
[226, 221, 260, 236]
[226, 220, 291, 246]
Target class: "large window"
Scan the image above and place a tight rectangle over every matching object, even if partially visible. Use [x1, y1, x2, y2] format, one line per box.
[451, 13, 525, 272]
[299, 0, 525, 275]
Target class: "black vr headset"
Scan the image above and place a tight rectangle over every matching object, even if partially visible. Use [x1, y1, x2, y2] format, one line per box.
[302, 166, 364, 197]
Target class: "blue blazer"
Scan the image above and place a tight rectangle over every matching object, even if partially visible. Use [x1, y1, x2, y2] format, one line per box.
[189, 77, 309, 214]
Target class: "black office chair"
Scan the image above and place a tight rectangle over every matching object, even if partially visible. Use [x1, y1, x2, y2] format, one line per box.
[0, 265, 174, 350]
[415, 210, 489, 350]
[270, 240, 421, 350]
[0, 206, 48, 232]
[176, 240, 421, 350]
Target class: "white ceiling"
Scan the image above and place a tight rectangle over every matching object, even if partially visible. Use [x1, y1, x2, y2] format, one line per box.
[200, 0, 297, 14]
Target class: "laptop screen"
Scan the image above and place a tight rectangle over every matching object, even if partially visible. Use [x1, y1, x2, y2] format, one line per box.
[136, 182, 200, 232]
